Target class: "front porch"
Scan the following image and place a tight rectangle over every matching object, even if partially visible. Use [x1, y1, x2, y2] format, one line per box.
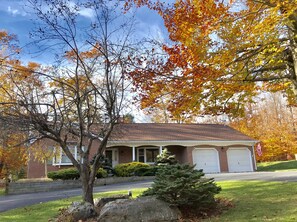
[105, 145, 189, 166]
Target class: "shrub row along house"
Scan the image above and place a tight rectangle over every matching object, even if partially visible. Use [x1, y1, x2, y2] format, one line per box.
[27, 123, 257, 178]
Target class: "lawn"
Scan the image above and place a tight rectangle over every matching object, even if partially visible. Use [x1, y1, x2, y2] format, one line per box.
[1, 181, 297, 221]
[0, 189, 146, 222]
[257, 160, 297, 172]
[205, 181, 297, 222]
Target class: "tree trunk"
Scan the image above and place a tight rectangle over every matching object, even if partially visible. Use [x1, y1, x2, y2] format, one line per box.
[44, 159, 48, 178]
[80, 163, 95, 204]
[4, 169, 9, 195]
[288, 12, 297, 100]
[82, 179, 94, 204]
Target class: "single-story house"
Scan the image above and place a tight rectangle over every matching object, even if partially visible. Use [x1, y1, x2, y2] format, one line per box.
[26, 123, 257, 178]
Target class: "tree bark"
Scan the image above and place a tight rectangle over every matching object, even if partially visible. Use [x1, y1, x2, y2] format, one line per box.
[44, 159, 48, 178]
[4, 168, 9, 195]
[82, 180, 94, 204]
[288, 11, 297, 99]
[80, 162, 95, 204]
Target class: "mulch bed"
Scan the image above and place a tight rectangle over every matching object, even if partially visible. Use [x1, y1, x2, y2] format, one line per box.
[178, 198, 234, 221]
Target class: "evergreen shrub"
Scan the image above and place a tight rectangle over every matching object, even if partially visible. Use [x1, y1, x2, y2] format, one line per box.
[156, 148, 178, 165]
[142, 164, 221, 209]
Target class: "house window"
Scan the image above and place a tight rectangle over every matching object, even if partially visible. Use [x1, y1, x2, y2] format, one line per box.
[137, 147, 159, 164]
[53, 144, 84, 165]
[61, 145, 75, 164]
[146, 149, 159, 162]
[138, 149, 145, 162]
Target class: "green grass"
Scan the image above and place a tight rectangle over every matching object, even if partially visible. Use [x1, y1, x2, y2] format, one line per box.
[0, 189, 146, 222]
[205, 181, 297, 222]
[257, 160, 297, 172]
[2, 181, 297, 221]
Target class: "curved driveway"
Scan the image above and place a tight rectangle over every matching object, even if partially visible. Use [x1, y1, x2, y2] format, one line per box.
[207, 171, 297, 182]
[1, 171, 297, 213]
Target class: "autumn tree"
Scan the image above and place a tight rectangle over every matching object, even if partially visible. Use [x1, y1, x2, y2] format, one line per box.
[0, 0, 142, 204]
[146, 101, 197, 123]
[230, 93, 297, 161]
[0, 122, 28, 193]
[0, 31, 29, 192]
[30, 140, 58, 178]
[122, 114, 135, 123]
[127, 0, 297, 118]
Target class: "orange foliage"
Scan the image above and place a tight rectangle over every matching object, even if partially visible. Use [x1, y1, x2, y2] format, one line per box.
[0, 132, 28, 179]
[65, 42, 102, 61]
[127, 0, 297, 117]
[0, 31, 41, 179]
[230, 94, 297, 161]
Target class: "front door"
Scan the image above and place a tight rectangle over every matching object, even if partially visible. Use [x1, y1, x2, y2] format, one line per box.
[105, 149, 119, 167]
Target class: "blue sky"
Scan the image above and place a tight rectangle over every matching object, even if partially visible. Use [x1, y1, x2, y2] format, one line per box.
[0, 0, 172, 123]
[0, 0, 169, 64]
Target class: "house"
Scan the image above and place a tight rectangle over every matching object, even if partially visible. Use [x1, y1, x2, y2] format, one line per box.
[26, 123, 257, 178]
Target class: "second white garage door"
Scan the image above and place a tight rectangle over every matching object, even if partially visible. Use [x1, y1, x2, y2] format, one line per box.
[227, 148, 253, 172]
[192, 148, 220, 173]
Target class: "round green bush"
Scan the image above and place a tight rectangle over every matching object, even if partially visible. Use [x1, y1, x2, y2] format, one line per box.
[47, 168, 80, 180]
[114, 162, 150, 177]
[96, 168, 108, 178]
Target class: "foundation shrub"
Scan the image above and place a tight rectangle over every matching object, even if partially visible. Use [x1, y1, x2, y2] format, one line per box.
[142, 164, 221, 209]
[114, 162, 150, 177]
[48, 168, 80, 180]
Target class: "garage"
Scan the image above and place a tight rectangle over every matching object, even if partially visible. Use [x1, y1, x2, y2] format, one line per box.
[192, 148, 220, 173]
[227, 148, 253, 172]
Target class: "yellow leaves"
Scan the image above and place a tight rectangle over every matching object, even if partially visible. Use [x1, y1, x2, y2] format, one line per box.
[30, 140, 58, 163]
[0, 30, 15, 45]
[64, 42, 102, 61]
[231, 92, 297, 161]
[0, 131, 28, 178]
[127, 0, 297, 118]
[0, 30, 19, 61]
[0, 31, 43, 100]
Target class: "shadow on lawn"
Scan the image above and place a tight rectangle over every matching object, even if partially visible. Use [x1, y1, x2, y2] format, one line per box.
[257, 160, 297, 172]
[214, 181, 297, 221]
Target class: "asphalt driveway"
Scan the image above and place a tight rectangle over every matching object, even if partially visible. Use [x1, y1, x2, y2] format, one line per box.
[207, 171, 297, 182]
[1, 171, 297, 213]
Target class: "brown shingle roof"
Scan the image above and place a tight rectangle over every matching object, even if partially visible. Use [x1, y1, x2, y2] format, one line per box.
[109, 123, 255, 142]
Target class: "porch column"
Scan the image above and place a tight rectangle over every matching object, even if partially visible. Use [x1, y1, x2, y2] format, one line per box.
[159, 146, 163, 155]
[132, 146, 136, 161]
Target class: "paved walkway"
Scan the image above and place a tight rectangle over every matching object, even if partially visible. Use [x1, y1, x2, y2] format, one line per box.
[1, 171, 297, 213]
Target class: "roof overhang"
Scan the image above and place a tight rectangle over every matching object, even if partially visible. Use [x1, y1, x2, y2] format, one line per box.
[107, 140, 258, 147]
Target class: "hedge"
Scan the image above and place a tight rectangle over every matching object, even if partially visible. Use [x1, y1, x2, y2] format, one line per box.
[48, 168, 79, 180]
[114, 162, 157, 177]
[47, 167, 108, 180]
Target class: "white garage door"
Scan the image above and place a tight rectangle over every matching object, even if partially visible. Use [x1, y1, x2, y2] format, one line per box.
[192, 149, 220, 173]
[227, 148, 253, 172]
